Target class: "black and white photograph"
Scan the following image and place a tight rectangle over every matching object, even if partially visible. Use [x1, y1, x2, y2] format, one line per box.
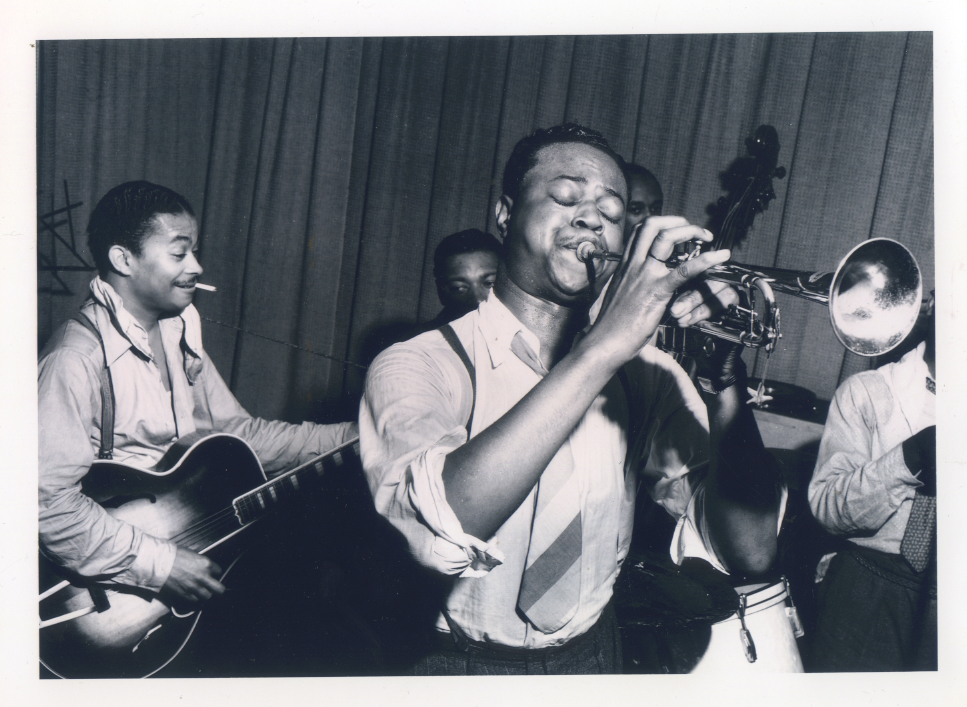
[4, 2, 966, 704]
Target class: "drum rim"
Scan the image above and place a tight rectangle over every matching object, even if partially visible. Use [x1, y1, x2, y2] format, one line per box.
[712, 581, 788, 624]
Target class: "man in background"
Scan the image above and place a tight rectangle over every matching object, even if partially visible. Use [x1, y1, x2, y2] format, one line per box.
[807, 294, 936, 671]
[429, 228, 502, 326]
[623, 163, 664, 239]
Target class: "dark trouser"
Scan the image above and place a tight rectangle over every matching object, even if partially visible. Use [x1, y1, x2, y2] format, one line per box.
[410, 603, 623, 676]
[808, 545, 936, 672]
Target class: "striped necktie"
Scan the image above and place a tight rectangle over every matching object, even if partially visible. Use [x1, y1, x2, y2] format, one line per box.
[510, 333, 583, 633]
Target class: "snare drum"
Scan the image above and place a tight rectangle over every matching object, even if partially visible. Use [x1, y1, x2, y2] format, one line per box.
[690, 578, 804, 674]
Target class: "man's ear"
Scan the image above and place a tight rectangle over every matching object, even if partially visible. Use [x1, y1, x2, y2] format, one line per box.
[107, 244, 136, 276]
[494, 195, 513, 241]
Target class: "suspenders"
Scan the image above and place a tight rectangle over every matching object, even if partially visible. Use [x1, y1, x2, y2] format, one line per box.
[438, 322, 634, 441]
[69, 311, 115, 460]
[438, 324, 476, 438]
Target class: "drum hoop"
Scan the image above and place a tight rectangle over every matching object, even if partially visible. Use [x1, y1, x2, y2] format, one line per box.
[713, 581, 788, 624]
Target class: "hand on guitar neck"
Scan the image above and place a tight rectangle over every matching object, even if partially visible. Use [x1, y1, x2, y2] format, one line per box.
[162, 547, 226, 603]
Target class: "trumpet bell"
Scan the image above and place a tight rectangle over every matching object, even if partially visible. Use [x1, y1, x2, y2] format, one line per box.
[829, 238, 922, 356]
[658, 237, 924, 359]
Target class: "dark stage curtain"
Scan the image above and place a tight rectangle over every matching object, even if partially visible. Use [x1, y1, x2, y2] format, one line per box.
[37, 34, 934, 424]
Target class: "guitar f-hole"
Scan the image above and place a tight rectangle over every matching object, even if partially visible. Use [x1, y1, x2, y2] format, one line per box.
[132, 624, 163, 653]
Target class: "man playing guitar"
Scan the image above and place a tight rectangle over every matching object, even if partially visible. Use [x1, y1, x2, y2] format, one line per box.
[38, 181, 356, 611]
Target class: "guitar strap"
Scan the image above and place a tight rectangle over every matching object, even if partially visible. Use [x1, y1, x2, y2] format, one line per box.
[70, 311, 115, 460]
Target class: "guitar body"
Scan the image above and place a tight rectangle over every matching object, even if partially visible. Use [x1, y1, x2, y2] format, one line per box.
[40, 580, 201, 679]
[40, 434, 267, 679]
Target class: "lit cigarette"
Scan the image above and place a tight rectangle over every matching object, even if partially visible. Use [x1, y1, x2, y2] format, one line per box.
[194, 283, 217, 292]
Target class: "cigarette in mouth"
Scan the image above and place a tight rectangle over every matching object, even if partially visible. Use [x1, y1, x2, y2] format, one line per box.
[194, 283, 217, 292]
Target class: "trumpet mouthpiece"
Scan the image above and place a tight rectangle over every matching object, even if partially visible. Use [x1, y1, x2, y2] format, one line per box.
[576, 242, 597, 263]
[576, 242, 622, 263]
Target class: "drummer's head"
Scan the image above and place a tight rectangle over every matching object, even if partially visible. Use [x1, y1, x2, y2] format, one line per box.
[623, 163, 664, 238]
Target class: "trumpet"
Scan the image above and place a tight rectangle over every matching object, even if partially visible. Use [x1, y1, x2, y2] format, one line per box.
[657, 238, 923, 357]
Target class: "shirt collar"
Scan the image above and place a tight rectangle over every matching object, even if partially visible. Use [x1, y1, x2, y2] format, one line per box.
[87, 277, 202, 368]
[476, 291, 545, 373]
[882, 340, 931, 429]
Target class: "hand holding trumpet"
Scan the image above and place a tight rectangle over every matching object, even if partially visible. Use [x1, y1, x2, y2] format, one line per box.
[580, 216, 740, 366]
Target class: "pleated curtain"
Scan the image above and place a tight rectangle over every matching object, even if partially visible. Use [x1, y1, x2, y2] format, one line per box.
[37, 34, 934, 423]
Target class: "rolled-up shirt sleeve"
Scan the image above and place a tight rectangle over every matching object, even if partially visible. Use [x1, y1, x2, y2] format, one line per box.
[38, 342, 177, 591]
[671, 477, 788, 575]
[360, 339, 503, 576]
[640, 352, 722, 570]
[631, 346, 786, 574]
[808, 373, 918, 536]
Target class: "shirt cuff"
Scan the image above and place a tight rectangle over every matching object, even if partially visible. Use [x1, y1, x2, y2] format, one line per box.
[885, 443, 921, 506]
[406, 428, 505, 576]
[112, 536, 178, 593]
[670, 480, 788, 576]
[670, 483, 727, 574]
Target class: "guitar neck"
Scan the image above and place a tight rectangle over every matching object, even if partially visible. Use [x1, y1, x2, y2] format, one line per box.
[231, 437, 360, 526]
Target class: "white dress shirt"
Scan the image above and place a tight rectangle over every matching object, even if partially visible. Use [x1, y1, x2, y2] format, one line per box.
[809, 341, 936, 554]
[39, 278, 357, 591]
[361, 292, 739, 648]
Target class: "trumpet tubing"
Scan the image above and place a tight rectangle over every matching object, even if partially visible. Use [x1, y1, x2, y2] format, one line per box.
[669, 238, 922, 357]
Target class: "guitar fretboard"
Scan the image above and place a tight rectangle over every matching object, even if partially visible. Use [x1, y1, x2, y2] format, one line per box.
[232, 439, 360, 526]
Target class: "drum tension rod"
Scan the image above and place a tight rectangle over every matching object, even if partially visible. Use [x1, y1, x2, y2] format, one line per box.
[737, 594, 758, 663]
[783, 576, 805, 638]
[735, 575, 804, 665]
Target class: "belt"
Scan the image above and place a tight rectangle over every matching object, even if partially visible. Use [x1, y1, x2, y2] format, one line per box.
[436, 605, 609, 660]
[847, 545, 937, 597]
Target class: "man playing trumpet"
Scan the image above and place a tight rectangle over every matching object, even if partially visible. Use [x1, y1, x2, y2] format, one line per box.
[361, 124, 785, 674]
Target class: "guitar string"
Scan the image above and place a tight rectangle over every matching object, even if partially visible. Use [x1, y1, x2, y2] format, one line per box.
[171, 481, 290, 548]
[166, 459, 344, 548]
[174, 497, 283, 549]
[161, 446, 359, 549]
[169, 509, 238, 549]
[168, 468, 310, 546]
[179, 516, 251, 553]
[171, 507, 235, 540]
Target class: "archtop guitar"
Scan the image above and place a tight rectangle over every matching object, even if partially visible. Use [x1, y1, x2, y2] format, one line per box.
[38, 433, 360, 679]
